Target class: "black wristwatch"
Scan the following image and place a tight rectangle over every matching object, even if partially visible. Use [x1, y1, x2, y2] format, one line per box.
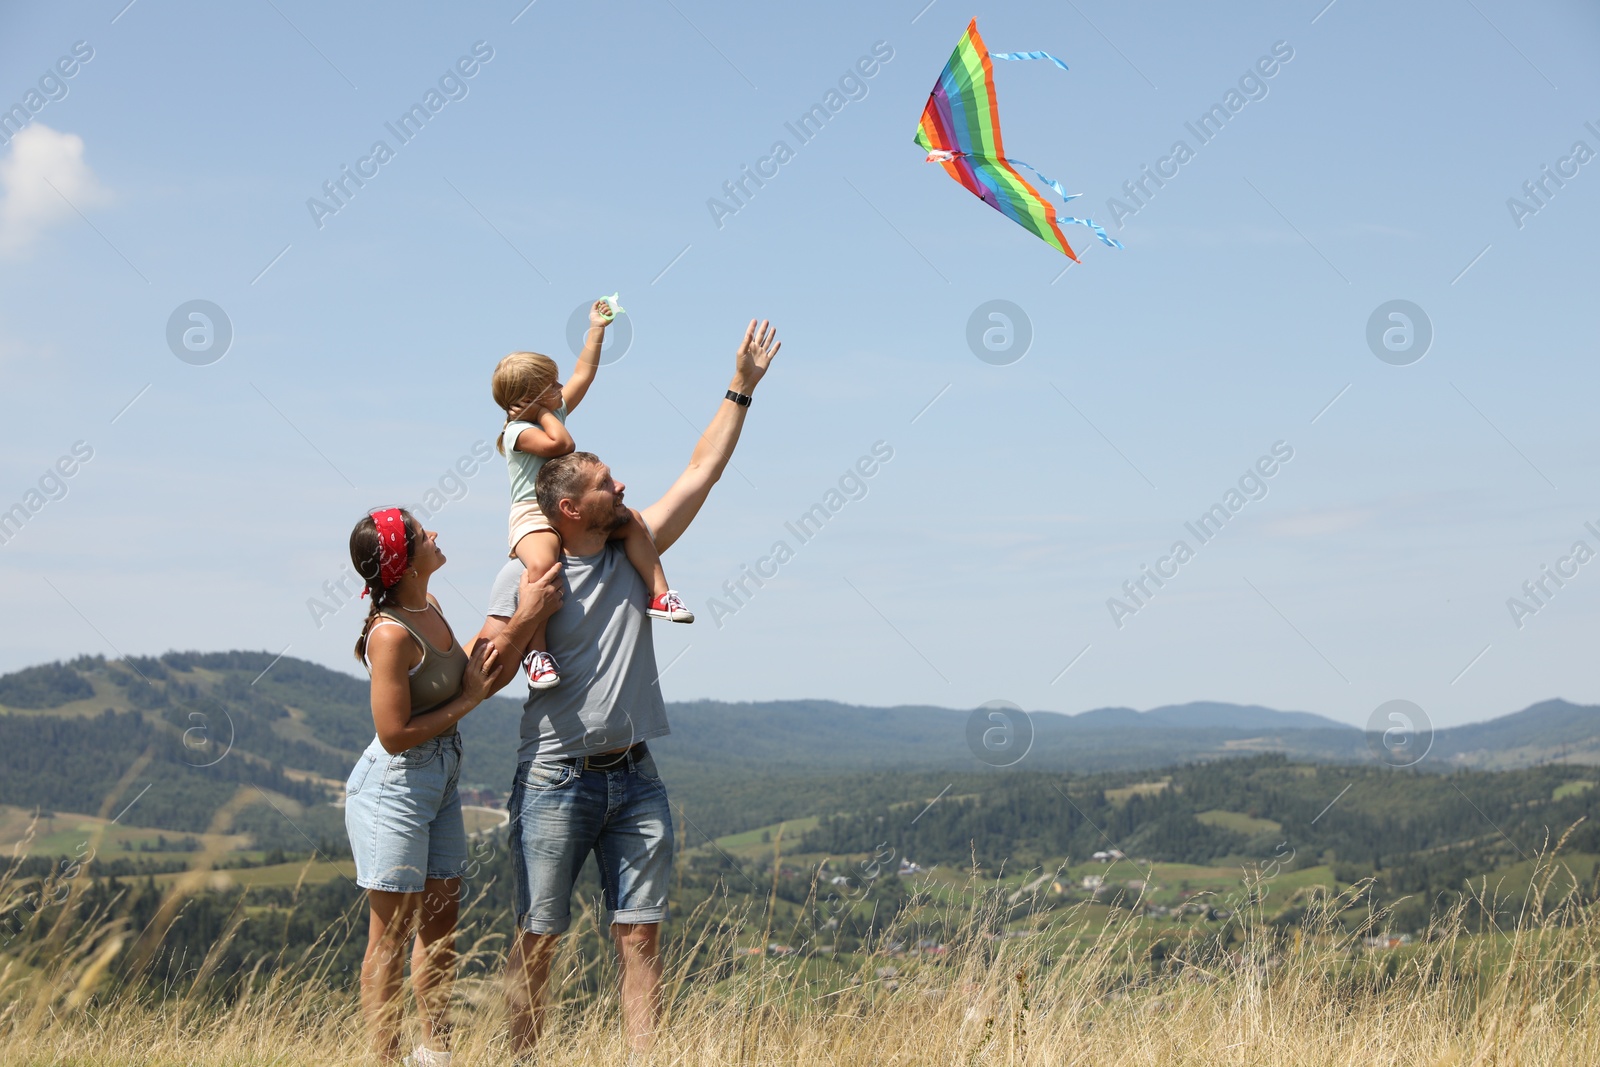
[725, 389, 752, 407]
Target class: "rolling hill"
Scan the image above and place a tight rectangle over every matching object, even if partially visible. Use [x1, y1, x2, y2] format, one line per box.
[1, 651, 1598, 851]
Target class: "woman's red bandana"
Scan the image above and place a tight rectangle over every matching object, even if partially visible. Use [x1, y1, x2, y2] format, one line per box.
[370, 507, 408, 589]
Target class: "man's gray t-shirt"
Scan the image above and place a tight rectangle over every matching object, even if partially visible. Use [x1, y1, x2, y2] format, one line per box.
[487, 545, 671, 763]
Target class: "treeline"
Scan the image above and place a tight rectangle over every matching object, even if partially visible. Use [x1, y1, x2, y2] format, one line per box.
[0, 708, 323, 833]
[0, 651, 526, 793]
[800, 756, 1600, 886]
[0, 659, 96, 707]
[800, 773, 1248, 868]
[1167, 756, 1600, 864]
[0, 652, 367, 842]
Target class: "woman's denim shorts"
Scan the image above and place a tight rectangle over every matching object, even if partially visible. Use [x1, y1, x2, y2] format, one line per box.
[344, 733, 467, 894]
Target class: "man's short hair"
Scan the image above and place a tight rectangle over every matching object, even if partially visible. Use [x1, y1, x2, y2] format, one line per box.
[536, 451, 601, 518]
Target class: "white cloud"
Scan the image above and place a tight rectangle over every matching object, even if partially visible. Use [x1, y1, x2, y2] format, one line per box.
[0, 123, 109, 256]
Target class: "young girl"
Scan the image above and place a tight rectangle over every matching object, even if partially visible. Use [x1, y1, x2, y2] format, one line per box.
[491, 298, 692, 690]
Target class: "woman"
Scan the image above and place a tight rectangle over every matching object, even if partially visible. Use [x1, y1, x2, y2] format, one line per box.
[345, 506, 557, 1066]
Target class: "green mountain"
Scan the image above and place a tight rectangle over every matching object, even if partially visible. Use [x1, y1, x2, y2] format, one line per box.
[1428, 699, 1600, 768]
[8, 651, 1600, 1001]
[1, 651, 1597, 850]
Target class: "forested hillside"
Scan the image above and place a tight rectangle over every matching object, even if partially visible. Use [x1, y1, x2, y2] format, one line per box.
[7, 648, 1600, 1006]
[802, 756, 1600, 887]
[3, 651, 1600, 853]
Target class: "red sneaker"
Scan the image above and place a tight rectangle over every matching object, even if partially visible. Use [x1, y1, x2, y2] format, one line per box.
[522, 650, 560, 690]
[647, 590, 695, 623]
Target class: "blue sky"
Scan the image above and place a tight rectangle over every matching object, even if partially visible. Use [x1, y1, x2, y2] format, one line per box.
[1, 0, 1597, 731]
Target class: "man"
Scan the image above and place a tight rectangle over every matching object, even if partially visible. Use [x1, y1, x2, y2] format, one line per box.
[474, 318, 782, 1056]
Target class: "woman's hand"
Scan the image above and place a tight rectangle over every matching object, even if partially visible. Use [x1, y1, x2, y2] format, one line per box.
[460, 639, 501, 705]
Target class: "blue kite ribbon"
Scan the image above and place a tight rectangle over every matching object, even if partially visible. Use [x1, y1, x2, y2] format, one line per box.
[984, 48, 1121, 249]
[1006, 156, 1125, 249]
[1004, 157, 1082, 204]
[1059, 216, 1125, 249]
[989, 50, 1070, 72]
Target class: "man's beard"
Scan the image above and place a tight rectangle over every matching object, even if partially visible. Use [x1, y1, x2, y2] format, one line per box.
[587, 503, 630, 535]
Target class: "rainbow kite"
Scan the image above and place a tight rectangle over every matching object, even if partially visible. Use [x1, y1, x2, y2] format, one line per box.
[915, 18, 1122, 261]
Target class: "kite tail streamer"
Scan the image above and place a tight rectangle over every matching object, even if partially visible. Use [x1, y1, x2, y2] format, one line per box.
[1059, 216, 1125, 249]
[987, 43, 1122, 249]
[1003, 158, 1082, 203]
[1004, 156, 1125, 249]
[988, 50, 1070, 72]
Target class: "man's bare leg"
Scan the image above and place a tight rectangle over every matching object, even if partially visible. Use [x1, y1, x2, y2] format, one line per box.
[506, 930, 560, 1057]
[613, 922, 664, 1051]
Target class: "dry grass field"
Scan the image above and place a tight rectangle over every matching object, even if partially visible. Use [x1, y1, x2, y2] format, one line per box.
[4, 840, 1599, 1067]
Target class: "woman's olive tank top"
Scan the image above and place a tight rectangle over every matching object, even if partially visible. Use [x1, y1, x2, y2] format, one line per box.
[370, 609, 469, 718]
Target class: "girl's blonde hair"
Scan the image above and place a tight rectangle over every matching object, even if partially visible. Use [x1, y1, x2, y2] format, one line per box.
[491, 351, 559, 454]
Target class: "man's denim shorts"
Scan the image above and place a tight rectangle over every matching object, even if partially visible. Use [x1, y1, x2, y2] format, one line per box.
[344, 733, 468, 894]
[508, 744, 674, 934]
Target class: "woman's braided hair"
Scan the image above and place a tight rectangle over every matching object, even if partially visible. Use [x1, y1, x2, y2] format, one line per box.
[349, 509, 418, 661]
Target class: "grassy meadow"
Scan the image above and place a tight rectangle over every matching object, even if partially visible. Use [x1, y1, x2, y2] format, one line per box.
[8, 655, 1600, 1063]
[4, 817, 1600, 1066]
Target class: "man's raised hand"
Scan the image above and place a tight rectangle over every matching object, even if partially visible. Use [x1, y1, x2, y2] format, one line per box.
[733, 319, 781, 394]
